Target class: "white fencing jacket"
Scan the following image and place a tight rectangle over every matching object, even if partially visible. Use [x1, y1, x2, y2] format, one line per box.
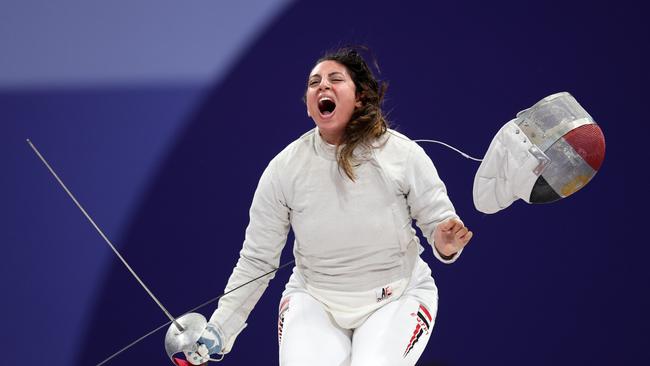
[210, 127, 461, 352]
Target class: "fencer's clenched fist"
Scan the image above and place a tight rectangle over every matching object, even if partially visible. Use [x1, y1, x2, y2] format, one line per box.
[183, 322, 225, 365]
[433, 218, 473, 258]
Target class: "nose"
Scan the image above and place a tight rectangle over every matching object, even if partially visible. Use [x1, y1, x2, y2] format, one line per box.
[318, 79, 331, 90]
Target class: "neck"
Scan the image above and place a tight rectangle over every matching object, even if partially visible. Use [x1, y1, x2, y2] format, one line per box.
[319, 130, 343, 145]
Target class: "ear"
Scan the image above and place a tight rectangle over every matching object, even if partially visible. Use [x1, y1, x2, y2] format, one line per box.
[355, 100, 362, 108]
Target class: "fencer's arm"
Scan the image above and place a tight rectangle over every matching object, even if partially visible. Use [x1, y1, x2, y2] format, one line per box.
[405, 144, 465, 264]
[209, 157, 291, 353]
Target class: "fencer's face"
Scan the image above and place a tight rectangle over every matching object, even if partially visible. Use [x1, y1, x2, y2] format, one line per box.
[306, 60, 360, 144]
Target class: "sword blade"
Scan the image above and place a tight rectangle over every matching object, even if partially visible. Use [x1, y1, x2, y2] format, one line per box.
[27, 139, 184, 332]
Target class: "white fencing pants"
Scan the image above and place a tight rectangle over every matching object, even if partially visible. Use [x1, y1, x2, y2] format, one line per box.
[278, 263, 438, 366]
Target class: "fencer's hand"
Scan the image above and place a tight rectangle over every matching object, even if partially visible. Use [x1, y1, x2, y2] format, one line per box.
[433, 218, 473, 257]
[183, 322, 225, 365]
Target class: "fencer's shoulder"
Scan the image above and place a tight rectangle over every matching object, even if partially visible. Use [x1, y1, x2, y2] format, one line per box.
[377, 129, 438, 178]
[296, 128, 318, 146]
[386, 129, 416, 146]
[378, 129, 421, 157]
[268, 129, 316, 168]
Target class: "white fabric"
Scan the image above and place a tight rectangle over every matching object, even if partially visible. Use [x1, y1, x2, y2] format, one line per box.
[210, 127, 460, 352]
[282, 262, 409, 329]
[279, 258, 438, 366]
[473, 120, 549, 214]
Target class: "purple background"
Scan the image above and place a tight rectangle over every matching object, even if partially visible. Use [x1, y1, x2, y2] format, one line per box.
[2, 0, 644, 365]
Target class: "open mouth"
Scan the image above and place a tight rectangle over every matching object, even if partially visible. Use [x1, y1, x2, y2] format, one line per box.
[318, 98, 336, 116]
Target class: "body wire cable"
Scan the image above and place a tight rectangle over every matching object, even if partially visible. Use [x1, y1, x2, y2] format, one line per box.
[412, 139, 483, 162]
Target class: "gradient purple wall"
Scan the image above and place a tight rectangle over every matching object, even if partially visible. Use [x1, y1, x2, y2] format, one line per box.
[2, 1, 644, 365]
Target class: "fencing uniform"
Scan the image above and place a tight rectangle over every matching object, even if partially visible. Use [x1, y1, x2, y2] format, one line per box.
[210, 127, 463, 364]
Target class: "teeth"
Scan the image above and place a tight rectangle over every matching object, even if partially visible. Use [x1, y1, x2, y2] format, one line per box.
[319, 97, 332, 103]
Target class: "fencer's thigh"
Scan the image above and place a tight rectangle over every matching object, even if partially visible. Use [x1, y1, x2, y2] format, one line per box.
[351, 296, 437, 366]
[278, 292, 352, 366]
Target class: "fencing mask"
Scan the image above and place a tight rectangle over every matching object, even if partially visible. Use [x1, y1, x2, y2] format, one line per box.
[473, 92, 605, 214]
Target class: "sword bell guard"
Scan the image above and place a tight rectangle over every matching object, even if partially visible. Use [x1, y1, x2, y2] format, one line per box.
[164, 312, 207, 365]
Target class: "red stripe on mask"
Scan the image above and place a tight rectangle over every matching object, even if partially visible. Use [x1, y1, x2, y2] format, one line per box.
[562, 124, 606, 171]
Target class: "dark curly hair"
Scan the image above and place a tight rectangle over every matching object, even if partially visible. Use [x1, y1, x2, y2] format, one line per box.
[307, 46, 390, 180]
